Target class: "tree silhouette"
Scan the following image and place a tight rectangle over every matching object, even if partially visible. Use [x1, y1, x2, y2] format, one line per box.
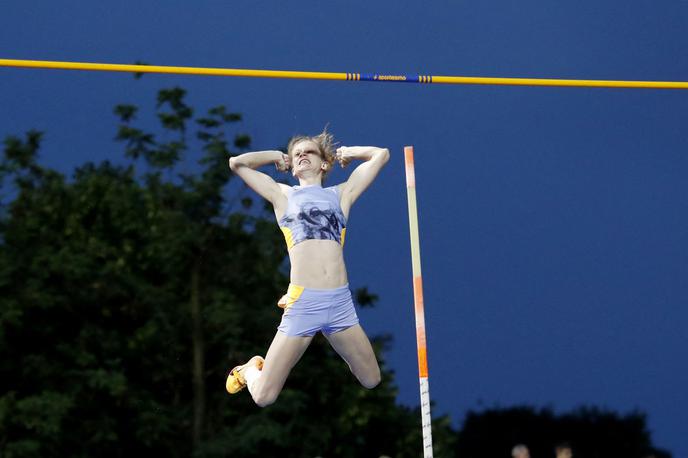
[0, 87, 456, 457]
[456, 405, 671, 458]
[0, 87, 671, 458]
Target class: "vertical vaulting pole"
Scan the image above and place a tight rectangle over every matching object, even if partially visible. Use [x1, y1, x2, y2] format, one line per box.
[404, 146, 434, 457]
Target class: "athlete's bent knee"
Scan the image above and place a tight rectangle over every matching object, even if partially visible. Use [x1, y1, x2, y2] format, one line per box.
[360, 368, 381, 389]
[251, 387, 279, 407]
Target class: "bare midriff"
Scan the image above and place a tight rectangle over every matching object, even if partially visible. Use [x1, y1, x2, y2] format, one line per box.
[288, 239, 348, 289]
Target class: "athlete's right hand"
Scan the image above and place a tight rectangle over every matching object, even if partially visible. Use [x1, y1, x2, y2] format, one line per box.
[277, 294, 289, 308]
[275, 153, 291, 172]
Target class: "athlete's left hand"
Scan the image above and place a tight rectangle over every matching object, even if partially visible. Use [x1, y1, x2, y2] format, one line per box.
[336, 147, 353, 168]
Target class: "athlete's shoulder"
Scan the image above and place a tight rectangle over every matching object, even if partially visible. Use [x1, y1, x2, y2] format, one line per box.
[327, 184, 344, 196]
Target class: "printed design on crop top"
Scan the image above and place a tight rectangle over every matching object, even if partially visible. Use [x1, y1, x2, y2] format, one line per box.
[278, 185, 347, 249]
[280, 201, 345, 243]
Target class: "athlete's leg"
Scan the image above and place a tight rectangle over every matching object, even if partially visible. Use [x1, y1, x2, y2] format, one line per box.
[247, 330, 313, 407]
[325, 324, 381, 389]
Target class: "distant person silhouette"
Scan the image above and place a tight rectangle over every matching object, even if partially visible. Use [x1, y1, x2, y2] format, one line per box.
[512, 444, 531, 458]
[555, 442, 573, 458]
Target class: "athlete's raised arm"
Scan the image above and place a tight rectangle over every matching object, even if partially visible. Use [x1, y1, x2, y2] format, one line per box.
[336, 146, 390, 215]
[229, 151, 290, 206]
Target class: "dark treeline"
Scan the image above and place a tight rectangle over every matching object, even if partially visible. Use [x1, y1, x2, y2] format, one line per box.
[0, 87, 670, 458]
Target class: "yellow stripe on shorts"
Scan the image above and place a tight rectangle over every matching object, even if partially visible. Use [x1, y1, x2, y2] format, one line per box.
[277, 284, 304, 310]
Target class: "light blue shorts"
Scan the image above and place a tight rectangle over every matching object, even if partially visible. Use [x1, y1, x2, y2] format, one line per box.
[277, 283, 359, 337]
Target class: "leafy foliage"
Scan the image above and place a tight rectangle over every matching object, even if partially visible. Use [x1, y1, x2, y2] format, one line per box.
[0, 88, 458, 457]
[0, 88, 671, 458]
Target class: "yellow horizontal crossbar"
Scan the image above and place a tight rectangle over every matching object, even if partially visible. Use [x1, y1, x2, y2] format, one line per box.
[431, 75, 688, 89]
[0, 58, 344, 81]
[2, 58, 688, 89]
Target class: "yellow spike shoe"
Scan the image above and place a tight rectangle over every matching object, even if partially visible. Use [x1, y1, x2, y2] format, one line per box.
[226, 356, 264, 394]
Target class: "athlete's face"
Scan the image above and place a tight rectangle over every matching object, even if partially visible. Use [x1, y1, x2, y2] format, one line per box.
[291, 140, 327, 176]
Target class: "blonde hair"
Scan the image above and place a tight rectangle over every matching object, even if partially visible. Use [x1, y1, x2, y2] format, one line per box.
[287, 128, 337, 181]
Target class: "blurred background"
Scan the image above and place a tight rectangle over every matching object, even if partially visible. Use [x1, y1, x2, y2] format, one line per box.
[1, 1, 687, 457]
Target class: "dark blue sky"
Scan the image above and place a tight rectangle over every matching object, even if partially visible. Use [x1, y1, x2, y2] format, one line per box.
[2, 1, 687, 455]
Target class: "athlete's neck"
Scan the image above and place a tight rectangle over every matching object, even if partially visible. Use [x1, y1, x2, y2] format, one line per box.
[297, 175, 323, 187]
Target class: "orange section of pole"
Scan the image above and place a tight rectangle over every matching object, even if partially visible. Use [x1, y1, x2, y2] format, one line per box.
[405, 146, 434, 457]
[414, 276, 428, 376]
[405, 146, 429, 378]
